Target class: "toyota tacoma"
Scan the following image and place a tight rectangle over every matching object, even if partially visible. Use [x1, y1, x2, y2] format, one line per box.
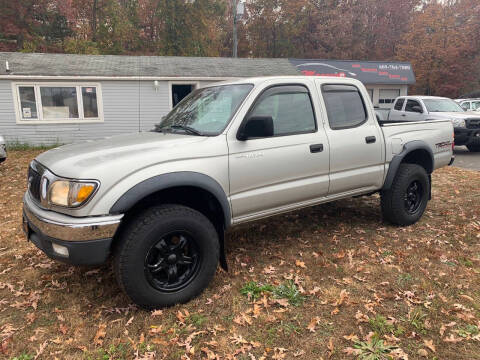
[23, 76, 454, 309]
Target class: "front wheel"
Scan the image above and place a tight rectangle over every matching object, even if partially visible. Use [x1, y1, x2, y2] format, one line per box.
[114, 204, 219, 309]
[381, 164, 430, 226]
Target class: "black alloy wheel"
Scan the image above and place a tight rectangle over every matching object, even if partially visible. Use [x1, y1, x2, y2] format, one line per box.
[114, 204, 219, 309]
[404, 180, 423, 215]
[145, 232, 200, 292]
[381, 163, 430, 226]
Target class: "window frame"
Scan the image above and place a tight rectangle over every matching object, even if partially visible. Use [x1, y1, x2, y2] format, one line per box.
[12, 82, 104, 124]
[321, 83, 368, 131]
[237, 83, 318, 140]
[168, 81, 201, 110]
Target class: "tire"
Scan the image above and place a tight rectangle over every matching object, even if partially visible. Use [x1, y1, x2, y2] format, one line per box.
[466, 144, 480, 152]
[114, 204, 219, 309]
[381, 164, 430, 226]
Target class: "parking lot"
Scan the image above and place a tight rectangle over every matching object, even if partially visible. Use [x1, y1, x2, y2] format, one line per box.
[453, 146, 480, 171]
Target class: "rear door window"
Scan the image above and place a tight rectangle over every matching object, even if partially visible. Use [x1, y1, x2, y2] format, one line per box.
[394, 98, 405, 111]
[405, 99, 422, 112]
[322, 84, 367, 130]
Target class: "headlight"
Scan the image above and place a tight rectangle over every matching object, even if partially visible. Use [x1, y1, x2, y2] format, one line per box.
[48, 180, 98, 207]
[451, 118, 466, 127]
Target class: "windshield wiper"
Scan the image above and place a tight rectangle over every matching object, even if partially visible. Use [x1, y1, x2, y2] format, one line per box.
[169, 124, 204, 136]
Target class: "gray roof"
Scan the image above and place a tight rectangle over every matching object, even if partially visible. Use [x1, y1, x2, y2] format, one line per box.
[0, 52, 415, 85]
[0, 52, 300, 78]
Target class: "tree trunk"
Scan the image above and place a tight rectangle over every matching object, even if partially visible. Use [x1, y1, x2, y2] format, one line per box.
[92, 0, 98, 42]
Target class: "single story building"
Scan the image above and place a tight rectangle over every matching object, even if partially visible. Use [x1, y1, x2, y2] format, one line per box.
[0, 52, 415, 145]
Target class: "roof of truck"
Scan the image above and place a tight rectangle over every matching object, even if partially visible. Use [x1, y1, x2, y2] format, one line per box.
[203, 75, 366, 87]
[397, 95, 451, 100]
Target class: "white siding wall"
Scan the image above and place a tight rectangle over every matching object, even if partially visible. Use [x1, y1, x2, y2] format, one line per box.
[0, 79, 215, 146]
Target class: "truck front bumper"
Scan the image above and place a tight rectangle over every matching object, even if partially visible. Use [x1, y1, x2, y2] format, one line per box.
[22, 194, 123, 265]
[454, 127, 480, 146]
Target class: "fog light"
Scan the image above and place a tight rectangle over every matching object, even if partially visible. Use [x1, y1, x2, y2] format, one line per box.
[52, 243, 69, 257]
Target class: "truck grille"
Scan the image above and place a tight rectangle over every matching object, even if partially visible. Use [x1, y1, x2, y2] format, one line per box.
[466, 118, 480, 129]
[28, 165, 42, 203]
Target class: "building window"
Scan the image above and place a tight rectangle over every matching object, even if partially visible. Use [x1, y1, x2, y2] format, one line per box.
[379, 89, 400, 106]
[14, 83, 103, 123]
[169, 82, 200, 109]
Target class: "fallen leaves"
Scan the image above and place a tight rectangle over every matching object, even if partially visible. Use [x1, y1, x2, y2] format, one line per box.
[151, 309, 163, 317]
[424, 339, 436, 352]
[233, 312, 253, 326]
[1, 153, 480, 358]
[295, 260, 306, 269]
[93, 323, 107, 346]
[443, 334, 463, 343]
[307, 316, 321, 332]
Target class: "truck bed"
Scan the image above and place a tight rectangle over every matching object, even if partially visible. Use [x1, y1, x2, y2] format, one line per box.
[380, 119, 453, 171]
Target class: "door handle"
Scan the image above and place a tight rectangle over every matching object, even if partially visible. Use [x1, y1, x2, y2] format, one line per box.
[365, 136, 376, 144]
[401, 113, 406, 117]
[310, 144, 324, 153]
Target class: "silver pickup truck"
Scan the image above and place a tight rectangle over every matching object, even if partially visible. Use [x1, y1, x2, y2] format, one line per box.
[22, 76, 454, 309]
[388, 95, 480, 152]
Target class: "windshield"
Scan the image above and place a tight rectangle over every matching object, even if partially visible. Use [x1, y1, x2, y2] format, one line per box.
[155, 84, 253, 135]
[423, 98, 465, 113]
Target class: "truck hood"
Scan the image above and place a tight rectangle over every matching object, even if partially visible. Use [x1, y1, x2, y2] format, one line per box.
[429, 111, 480, 119]
[36, 132, 211, 179]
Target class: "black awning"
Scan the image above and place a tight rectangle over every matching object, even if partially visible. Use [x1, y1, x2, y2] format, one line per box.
[289, 59, 415, 85]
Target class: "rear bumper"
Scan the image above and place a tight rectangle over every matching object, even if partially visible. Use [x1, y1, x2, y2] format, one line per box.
[454, 127, 480, 146]
[22, 194, 123, 265]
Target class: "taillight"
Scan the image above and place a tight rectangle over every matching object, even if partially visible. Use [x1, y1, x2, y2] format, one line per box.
[452, 132, 455, 150]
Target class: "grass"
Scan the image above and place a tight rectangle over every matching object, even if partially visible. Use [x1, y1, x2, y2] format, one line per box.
[353, 337, 398, 360]
[272, 281, 305, 306]
[0, 150, 479, 359]
[368, 315, 394, 336]
[240, 281, 274, 300]
[5, 140, 63, 151]
[240, 280, 304, 306]
[10, 355, 33, 360]
[457, 324, 479, 338]
[405, 308, 428, 334]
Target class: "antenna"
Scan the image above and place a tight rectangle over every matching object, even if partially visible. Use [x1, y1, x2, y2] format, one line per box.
[5, 61, 10, 73]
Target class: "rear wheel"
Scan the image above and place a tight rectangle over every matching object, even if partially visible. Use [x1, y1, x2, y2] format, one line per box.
[381, 164, 430, 226]
[114, 204, 219, 309]
[466, 143, 480, 152]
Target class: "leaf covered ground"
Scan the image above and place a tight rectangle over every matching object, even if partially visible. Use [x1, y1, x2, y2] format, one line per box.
[0, 150, 479, 360]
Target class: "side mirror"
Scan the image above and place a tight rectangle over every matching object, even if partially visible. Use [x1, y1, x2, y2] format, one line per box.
[412, 105, 423, 113]
[238, 116, 274, 140]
